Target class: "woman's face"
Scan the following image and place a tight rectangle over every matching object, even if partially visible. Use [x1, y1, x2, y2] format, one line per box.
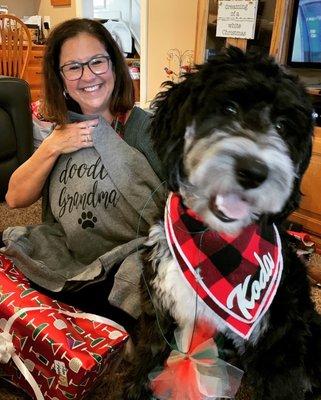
[59, 32, 115, 118]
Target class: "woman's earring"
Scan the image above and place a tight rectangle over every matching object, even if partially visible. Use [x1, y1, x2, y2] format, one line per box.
[63, 89, 68, 98]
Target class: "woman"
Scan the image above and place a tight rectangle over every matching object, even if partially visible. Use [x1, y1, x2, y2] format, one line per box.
[1, 18, 164, 328]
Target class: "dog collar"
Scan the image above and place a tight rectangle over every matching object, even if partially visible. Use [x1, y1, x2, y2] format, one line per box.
[164, 192, 283, 339]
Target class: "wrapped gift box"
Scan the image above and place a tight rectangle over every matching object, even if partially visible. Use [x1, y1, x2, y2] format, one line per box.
[0, 253, 128, 399]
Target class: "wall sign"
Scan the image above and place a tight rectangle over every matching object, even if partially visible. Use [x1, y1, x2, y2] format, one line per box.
[216, 0, 259, 39]
[51, 0, 71, 6]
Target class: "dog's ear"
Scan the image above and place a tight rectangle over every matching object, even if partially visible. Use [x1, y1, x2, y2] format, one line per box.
[150, 77, 197, 191]
[276, 72, 315, 223]
[271, 97, 314, 224]
[149, 48, 240, 191]
[272, 136, 313, 223]
[148, 46, 250, 192]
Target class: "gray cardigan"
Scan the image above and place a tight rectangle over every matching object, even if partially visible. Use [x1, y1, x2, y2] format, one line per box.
[2, 107, 165, 318]
[42, 107, 164, 223]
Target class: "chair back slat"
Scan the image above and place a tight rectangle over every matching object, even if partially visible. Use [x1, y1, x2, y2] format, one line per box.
[0, 14, 32, 78]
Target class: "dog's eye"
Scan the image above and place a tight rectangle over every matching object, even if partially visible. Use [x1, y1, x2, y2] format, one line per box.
[275, 118, 286, 134]
[223, 102, 239, 116]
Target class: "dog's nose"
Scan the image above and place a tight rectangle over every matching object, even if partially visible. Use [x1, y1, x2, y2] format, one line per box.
[235, 156, 268, 189]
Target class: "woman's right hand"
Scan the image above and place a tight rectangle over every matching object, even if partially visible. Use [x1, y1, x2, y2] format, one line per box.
[5, 118, 99, 208]
[46, 119, 99, 155]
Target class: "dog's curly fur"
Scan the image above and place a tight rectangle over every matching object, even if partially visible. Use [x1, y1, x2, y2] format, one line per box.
[111, 47, 321, 400]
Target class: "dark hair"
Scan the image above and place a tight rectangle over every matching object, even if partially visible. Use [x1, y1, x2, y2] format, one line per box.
[42, 18, 134, 124]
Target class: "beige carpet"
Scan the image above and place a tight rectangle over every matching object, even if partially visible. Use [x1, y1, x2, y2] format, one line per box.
[0, 200, 321, 399]
[0, 200, 42, 232]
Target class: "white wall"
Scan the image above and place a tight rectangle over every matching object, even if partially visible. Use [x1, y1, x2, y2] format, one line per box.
[37, 0, 77, 28]
[142, 0, 197, 106]
[80, 0, 93, 19]
[93, 0, 130, 22]
[1, 0, 40, 17]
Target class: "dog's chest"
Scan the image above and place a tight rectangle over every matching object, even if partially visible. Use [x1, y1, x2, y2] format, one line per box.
[148, 218, 276, 349]
[153, 242, 270, 351]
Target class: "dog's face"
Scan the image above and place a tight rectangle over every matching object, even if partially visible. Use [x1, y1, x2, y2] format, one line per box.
[151, 47, 313, 234]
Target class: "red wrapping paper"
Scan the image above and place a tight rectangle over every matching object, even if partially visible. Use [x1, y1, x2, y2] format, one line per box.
[0, 253, 128, 399]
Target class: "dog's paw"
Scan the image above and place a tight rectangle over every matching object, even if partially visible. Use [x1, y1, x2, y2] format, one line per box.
[123, 383, 152, 400]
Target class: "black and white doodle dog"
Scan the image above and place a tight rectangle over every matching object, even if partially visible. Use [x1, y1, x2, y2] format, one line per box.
[112, 46, 321, 400]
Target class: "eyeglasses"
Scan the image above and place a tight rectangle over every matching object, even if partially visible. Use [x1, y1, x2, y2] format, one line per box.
[59, 55, 111, 81]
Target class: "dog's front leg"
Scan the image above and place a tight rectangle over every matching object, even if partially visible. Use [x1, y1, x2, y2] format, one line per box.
[242, 327, 315, 400]
[248, 368, 309, 400]
[122, 305, 174, 400]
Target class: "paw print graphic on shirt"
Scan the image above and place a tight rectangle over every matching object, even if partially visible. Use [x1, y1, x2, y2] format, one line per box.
[78, 211, 97, 229]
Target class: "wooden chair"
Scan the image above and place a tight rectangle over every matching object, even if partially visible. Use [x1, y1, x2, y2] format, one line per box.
[0, 14, 32, 78]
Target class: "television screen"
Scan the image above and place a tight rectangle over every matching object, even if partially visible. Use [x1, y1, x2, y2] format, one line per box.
[287, 0, 321, 68]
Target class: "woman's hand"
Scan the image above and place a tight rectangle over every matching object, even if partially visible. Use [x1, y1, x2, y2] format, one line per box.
[5, 118, 99, 208]
[46, 119, 99, 155]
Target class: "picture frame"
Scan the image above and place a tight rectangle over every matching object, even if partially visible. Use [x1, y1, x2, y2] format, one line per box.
[50, 0, 71, 6]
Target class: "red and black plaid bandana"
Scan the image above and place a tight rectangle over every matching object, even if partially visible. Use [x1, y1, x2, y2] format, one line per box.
[164, 192, 283, 339]
[111, 112, 127, 138]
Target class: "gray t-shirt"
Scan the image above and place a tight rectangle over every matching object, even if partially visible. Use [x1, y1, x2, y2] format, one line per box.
[50, 147, 149, 265]
[2, 108, 165, 306]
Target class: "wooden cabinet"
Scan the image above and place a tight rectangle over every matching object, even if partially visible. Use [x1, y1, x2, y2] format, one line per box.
[0, 43, 44, 102]
[291, 125, 321, 248]
[23, 44, 45, 102]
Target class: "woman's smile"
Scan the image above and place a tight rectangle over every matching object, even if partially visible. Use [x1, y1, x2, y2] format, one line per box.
[81, 84, 102, 92]
[60, 32, 115, 120]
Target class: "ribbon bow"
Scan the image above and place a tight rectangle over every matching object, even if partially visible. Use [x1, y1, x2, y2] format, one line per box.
[149, 329, 243, 400]
[0, 331, 15, 363]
